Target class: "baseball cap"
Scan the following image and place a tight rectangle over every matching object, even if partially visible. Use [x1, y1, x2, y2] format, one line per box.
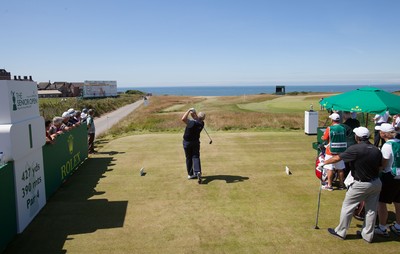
[329, 113, 340, 121]
[375, 123, 395, 132]
[353, 127, 370, 138]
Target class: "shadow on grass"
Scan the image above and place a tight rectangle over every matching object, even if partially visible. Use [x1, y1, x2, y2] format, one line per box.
[3, 157, 128, 254]
[201, 175, 249, 184]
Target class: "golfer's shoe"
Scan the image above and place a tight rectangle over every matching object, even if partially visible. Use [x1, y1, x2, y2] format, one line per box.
[187, 175, 197, 180]
[327, 228, 344, 240]
[321, 185, 333, 191]
[389, 224, 400, 236]
[197, 172, 202, 184]
[337, 185, 346, 190]
[374, 226, 390, 238]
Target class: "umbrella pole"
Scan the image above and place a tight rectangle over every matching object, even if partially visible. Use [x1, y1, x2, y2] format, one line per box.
[366, 113, 369, 128]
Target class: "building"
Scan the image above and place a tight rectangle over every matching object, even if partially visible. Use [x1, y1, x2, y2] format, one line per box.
[0, 69, 11, 80]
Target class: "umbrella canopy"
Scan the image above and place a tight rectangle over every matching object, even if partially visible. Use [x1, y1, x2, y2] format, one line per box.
[320, 87, 400, 115]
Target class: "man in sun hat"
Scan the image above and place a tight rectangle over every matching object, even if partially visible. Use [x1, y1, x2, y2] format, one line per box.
[321, 112, 347, 191]
[374, 123, 400, 237]
[321, 126, 382, 242]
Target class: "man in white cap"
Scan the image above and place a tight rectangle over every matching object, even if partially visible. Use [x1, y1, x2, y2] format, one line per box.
[321, 112, 347, 191]
[321, 127, 382, 243]
[375, 123, 400, 237]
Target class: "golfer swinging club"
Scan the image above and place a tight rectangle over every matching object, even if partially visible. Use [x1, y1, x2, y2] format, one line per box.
[181, 108, 206, 184]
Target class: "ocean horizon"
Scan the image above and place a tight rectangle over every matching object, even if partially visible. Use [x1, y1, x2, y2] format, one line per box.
[117, 84, 400, 96]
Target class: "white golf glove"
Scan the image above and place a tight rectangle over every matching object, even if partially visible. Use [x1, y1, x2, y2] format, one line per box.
[189, 108, 196, 113]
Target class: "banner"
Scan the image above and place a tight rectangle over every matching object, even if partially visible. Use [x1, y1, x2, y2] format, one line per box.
[0, 162, 17, 252]
[43, 125, 88, 199]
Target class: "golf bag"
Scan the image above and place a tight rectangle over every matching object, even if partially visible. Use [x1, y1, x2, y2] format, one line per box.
[315, 151, 328, 182]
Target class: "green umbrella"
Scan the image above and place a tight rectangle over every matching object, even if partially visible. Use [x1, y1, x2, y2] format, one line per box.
[320, 86, 400, 115]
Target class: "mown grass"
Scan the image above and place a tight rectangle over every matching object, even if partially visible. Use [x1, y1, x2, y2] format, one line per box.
[6, 132, 399, 254]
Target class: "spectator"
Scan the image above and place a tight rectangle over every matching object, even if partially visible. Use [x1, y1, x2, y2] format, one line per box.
[81, 108, 88, 123]
[73, 110, 81, 126]
[322, 127, 382, 243]
[321, 113, 347, 191]
[319, 98, 324, 110]
[49, 116, 65, 136]
[87, 109, 96, 154]
[373, 111, 390, 148]
[375, 123, 400, 237]
[343, 111, 360, 130]
[392, 114, 400, 139]
[45, 120, 55, 144]
[61, 112, 74, 131]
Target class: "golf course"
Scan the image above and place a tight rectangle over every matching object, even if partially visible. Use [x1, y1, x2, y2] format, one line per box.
[4, 93, 399, 253]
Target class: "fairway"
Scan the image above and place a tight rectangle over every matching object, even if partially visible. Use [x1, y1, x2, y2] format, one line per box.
[5, 131, 399, 253]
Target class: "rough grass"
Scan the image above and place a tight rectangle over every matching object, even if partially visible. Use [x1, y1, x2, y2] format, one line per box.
[5, 132, 399, 253]
[39, 94, 142, 121]
[104, 93, 333, 137]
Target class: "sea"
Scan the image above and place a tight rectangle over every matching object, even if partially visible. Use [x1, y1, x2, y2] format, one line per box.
[117, 84, 400, 96]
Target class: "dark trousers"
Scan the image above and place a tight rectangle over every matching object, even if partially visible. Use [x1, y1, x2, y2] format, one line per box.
[88, 133, 95, 153]
[183, 140, 201, 176]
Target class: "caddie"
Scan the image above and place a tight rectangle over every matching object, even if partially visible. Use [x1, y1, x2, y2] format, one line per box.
[321, 112, 347, 191]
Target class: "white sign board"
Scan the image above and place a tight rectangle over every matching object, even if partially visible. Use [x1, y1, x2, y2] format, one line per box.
[0, 80, 40, 124]
[13, 149, 46, 233]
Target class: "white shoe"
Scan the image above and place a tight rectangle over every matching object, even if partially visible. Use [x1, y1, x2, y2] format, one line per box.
[187, 175, 196, 179]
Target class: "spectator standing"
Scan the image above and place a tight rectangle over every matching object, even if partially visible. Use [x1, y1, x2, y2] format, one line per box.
[392, 114, 400, 139]
[374, 123, 400, 237]
[343, 111, 360, 130]
[322, 127, 382, 243]
[321, 113, 347, 191]
[87, 109, 96, 154]
[61, 112, 73, 131]
[181, 108, 205, 184]
[373, 111, 390, 147]
[81, 108, 88, 123]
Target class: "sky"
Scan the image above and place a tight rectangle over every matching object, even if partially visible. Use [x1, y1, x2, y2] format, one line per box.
[1, 0, 400, 87]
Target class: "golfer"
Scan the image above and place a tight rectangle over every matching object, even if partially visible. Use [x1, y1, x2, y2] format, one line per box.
[321, 127, 382, 243]
[181, 108, 205, 184]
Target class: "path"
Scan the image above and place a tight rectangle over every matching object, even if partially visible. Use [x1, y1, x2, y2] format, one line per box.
[94, 99, 144, 137]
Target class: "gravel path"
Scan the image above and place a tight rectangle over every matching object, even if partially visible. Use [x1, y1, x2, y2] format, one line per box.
[94, 99, 144, 137]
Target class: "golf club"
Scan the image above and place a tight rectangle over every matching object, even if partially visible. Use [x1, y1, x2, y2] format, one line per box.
[314, 182, 322, 229]
[203, 127, 213, 144]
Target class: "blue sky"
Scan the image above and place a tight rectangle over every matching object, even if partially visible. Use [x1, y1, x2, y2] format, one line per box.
[1, 0, 399, 87]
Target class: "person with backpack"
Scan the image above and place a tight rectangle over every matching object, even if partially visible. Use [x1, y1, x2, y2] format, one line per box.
[321, 113, 347, 191]
[375, 123, 400, 237]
